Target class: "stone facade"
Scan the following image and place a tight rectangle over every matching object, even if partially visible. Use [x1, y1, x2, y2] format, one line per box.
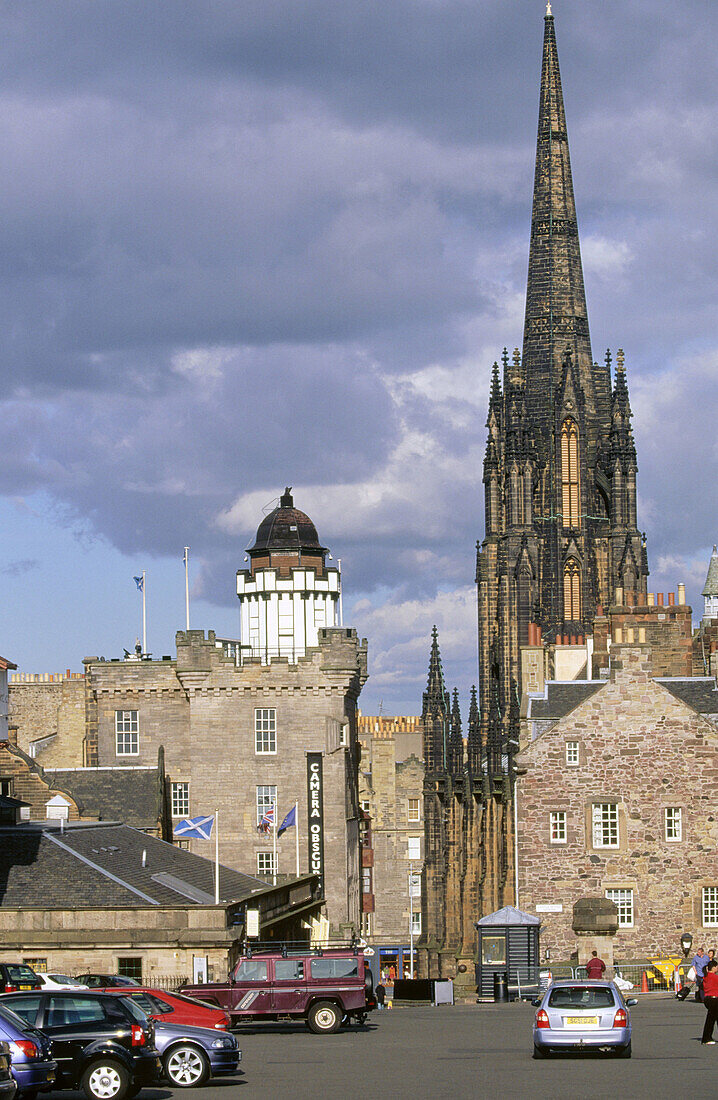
[357, 716, 424, 947]
[9, 673, 87, 766]
[73, 626, 366, 933]
[0, 738, 81, 820]
[516, 645, 718, 958]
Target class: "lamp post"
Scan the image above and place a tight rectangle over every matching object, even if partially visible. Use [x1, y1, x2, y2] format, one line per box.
[409, 861, 414, 979]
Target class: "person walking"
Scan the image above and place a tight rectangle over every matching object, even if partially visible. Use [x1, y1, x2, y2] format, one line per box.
[376, 983, 386, 1011]
[693, 947, 710, 1002]
[701, 959, 718, 1044]
[585, 951, 606, 980]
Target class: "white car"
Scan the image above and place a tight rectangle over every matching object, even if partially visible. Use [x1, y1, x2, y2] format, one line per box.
[36, 973, 89, 991]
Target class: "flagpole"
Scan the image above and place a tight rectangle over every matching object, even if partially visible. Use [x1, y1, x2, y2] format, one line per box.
[295, 801, 299, 877]
[142, 570, 147, 655]
[273, 803, 277, 886]
[215, 808, 219, 904]
[183, 547, 190, 630]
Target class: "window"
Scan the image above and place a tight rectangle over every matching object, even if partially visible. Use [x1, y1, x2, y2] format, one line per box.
[274, 960, 304, 981]
[0, 778, 13, 797]
[407, 836, 421, 860]
[47, 995, 106, 1026]
[407, 799, 421, 823]
[234, 959, 268, 982]
[257, 852, 276, 876]
[310, 958, 358, 979]
[255, 708, 276, 754]
[362, 867, 372, 894]
[361, 800, 371, 812]
[605, 888, 634, 928]
[23, 958, 47, 973]
[560, 418, 581, 528]
[592, 802, 619, 848]
[550, 811, 567, 844]
[117, 957, 143, 982]
[563, 559, 582, 621]
[171, 782, 190, 817]
[409, 872, 421, 899]
[175, 839, 190, 851]
[703, 888, 718, 927]
[411, 911, 422, 934]
[565, 742, 579, 766]
[256, 785, 277, 826]
[665, 807, 682, 842]
[115, 710, 139, 755]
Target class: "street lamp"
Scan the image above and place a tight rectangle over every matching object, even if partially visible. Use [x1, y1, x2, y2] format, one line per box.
[408, 862, 421, 979]
[681, 931, 693, 958]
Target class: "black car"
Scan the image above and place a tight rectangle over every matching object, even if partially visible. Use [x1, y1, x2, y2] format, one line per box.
[0, 992, 161, 1100]
[0, 967, 42, 996]
[74, 978, 140, 990]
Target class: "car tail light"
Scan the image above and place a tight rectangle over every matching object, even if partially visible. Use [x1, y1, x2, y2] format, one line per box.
[131, 1025, 146, 1046]
[612, 1008, 628, 1028]
[535, 1009, 550, 1029]
[4, 985, 16, 994]
[14, 1040, 39, 1059]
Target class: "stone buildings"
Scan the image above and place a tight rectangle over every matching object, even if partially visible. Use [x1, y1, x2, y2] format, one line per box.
[0, 655, 16, 743]
[516, 644, 718, 959]
[357, 713, 424, 975]
[9, 490, 367, 935]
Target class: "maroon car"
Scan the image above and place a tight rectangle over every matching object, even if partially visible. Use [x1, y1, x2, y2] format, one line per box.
[182, 947, 375, 1033]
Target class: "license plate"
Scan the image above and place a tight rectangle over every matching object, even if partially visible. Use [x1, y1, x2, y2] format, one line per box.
[565, 1016, 598, 1027]
[19, 985, 32, 990]
[47, 1072, 56, 1083]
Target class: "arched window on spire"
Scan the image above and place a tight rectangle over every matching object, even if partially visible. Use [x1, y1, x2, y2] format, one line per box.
[560, 419, 580, 529]
[563, 558, 581, 622]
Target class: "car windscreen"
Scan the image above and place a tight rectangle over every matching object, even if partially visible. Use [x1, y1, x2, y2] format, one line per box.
[547, 987, 615, 1009]
[5, 966, 39, 984]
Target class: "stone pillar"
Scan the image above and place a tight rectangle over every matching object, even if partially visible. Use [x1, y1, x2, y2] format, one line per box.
[572, 897, 619, 976]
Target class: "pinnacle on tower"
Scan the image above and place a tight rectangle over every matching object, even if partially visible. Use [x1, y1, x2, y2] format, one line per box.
[422, 627, 451, 773]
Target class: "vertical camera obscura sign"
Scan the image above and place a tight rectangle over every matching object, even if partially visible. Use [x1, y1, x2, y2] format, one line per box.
[306, 752, 325, 888]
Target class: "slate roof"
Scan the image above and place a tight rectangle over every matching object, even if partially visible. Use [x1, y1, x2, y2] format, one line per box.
[477, 905, 540, 926]
[655, 678, 718, 717]
[45, 768, 162, 830]
[0, 820, 269, 909]
[527, 681, 604, 720]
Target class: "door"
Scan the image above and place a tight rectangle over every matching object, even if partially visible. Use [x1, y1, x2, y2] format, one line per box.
[192, 957, 208, 984]
[231, 959, 272, 1017]
[270, 959, 307, 1015]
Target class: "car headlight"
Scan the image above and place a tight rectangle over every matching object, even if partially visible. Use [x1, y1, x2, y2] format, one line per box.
[211, 1037, 235, 1049]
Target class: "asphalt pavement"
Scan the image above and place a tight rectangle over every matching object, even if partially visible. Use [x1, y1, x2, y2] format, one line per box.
[132, 994, 718, 1100]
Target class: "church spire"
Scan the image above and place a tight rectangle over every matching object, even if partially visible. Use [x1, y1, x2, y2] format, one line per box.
[522, 8, 610, 449]
[421, 626, 451, 773]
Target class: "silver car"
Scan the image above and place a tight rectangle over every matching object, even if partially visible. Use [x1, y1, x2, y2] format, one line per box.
[532, 979, 636, 1058]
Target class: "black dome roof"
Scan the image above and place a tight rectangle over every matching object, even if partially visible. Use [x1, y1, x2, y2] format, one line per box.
[249, 488, 326, 553]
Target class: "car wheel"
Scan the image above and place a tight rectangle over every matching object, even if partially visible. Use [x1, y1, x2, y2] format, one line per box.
[163, 1045, 211, 1088]
[616, 1041, 632, 1058]
[307, 1001, 341, 1034]
[532, 1044, 549, 1059]
[81, 1059, 130, 1100]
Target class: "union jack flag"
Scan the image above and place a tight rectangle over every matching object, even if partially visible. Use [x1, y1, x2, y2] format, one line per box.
[257, 806, 275, 834]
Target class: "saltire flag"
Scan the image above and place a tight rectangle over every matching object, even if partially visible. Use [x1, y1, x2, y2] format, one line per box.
[257, 806, 275, 834]
[173, 814, 214, 840]
[277, 805, 296, 836]
[133, 575, 144, 591]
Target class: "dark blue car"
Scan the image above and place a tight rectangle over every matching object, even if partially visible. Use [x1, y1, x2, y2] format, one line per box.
[153, 1021, 241, 1088]
[0, 1002, 56, 1097]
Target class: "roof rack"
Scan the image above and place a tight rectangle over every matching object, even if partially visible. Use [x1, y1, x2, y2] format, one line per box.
[243, 938, 364, 958]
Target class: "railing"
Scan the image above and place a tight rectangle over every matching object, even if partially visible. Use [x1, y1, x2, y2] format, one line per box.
[143, 974, 190, 992]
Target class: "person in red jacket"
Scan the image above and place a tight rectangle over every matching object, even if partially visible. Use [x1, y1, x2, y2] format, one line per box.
[701, 959, 718, 1044]
[585, 951, 606, 980]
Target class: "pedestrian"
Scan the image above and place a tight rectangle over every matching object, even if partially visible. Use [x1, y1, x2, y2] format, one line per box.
[585, 950, 606, 980]
[376, 983, 386, 1011]
[693, 946, 710, 1002]
[701, 959, 718, 1044]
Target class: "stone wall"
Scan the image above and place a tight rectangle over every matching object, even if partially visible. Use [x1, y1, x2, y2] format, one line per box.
[9, 676, 86, 766]
[516, 645, 718, 959]
[0, 742, 81, 820]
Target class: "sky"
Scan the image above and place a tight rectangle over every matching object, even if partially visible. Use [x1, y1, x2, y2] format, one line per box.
[1, 0, 717, 716]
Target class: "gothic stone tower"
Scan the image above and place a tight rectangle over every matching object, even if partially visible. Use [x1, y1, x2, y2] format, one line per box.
[477, 8, 648, 741]
[420, 8, 649, 985]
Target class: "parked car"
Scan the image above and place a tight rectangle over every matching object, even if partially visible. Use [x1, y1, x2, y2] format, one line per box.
[74, 977, 140, 990]
[532, 979, 637, 1058]
[0, 968, 42, 996]
[0, 1001, 57, 1098]
[37, 976, 89, 992]
[108, 989, 230, 1031]
[181, 946, 375, 1032]
[0, 991, 161, 1099]
[0, 1041, 17, 1100]
[152, 1021, 240, 1088]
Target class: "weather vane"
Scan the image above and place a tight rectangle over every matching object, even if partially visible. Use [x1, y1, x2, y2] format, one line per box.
[546, 1, 552, 14]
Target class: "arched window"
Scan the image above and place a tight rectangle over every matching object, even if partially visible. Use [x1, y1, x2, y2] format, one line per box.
[560, 419, 581, 528]
[563, 559, 581, 621]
